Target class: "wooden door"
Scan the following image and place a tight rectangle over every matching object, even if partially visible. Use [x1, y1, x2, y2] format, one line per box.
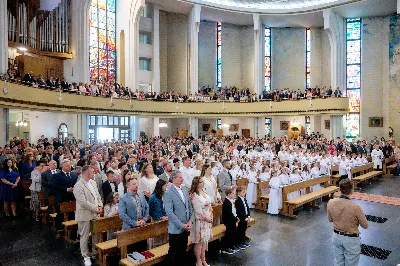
[242, 129, 250, 139]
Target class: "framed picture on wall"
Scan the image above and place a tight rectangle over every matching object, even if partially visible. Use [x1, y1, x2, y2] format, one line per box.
[369, 117, 383, 127]
[280, 121, 290, 130]
[229, 124, 239, 132]
[325, 120, 330, 130]
[202, 124, 210, 132]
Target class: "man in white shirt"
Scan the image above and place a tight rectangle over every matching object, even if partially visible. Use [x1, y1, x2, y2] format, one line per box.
[180, 156, 195, 189]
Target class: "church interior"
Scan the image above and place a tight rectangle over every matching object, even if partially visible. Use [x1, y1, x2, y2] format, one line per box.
[0, 0, 400, 265]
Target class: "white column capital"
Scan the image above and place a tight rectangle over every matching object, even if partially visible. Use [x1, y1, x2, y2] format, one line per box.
[397, 0, 400, 14]
[253, 14, 261, 31]
[253, 15, 263, 95]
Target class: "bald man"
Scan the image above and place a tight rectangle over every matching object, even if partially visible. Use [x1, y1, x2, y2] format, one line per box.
[41, 160, 60, 204]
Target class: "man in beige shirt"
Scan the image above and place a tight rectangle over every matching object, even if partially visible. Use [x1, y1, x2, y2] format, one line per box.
[327, 179, 368, 266]
[73, 165, 103, 266]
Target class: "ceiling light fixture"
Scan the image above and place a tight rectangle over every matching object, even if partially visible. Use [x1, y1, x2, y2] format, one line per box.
[159, 121, 168, 128]
[15, 112, 28, 127]
[18, 47, 27, 51]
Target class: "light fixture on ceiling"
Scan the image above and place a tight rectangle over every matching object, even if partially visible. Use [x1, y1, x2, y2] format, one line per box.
[159, 121, 168, 128]
[15, 112, 28, 127]
[109, 95, 114, 107]
[222, 122, 229, 128]
[18, 46, 27, 52]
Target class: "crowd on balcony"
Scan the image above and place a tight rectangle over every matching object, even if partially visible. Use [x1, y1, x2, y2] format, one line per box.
[2, 67, 343, 103]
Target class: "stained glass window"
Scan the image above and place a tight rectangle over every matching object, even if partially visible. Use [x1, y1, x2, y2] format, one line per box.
[264, 27, 271, 92]
[265, 118, 271, 139]
[306, 28, 311, 88]
[305, 116, 311, 135]
[89, 0, 116, 82]
[216, 22, 222, 89]
[346, 18, 361, 138]
[217, 119, 222, 129]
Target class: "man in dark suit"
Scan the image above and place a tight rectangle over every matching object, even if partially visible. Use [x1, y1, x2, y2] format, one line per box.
[126, 156, 140, 173]
[52, 159, 78, 235]
[235, 186, 251, 248]
[41, 160, 59, 206]
[102, 170, 116, 204]
[382, 143, 393, 158]
[22, 71, 35, 84]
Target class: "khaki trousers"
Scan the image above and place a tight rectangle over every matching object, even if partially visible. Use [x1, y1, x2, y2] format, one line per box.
[78, 220, 97, 258]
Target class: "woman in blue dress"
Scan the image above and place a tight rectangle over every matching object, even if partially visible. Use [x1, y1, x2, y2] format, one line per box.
[20, 152, 36, 183]
[1, 159, 20, 216]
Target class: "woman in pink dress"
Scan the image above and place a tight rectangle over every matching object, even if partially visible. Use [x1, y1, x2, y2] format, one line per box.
[190, 176, 213, 266]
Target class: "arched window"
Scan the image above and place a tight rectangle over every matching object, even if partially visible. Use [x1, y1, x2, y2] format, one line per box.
[58, 123, 68, 141]
[89, 0, 116, 82]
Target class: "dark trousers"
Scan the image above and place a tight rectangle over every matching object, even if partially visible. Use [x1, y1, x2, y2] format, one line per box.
[237, 219, 247, 245]
[168, 231, 189, 266]
[223, 223, 236, 249]
[55, 203, 75, 231]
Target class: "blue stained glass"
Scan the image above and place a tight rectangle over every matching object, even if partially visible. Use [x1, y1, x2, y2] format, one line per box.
[216, 22, 222, 88]
[264, 26, 271, 92]
[347, 65, 360, 89]
[107, 0, 115, 12]
[346, 21, 361, 40]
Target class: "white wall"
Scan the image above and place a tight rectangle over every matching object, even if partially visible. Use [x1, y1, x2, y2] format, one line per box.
[361, 16, 389, 139]
[241, 26, 254, 90]
[198, 21, 216, 88]
[159, 11, 188, 94]
[221, 23, 243, 88]
[321, 29, 331, 88]
[271, 116, 306, 138]
[320, 114, 331, 139]
[138, 117, 154, 136]
[272, 28, 305, 90]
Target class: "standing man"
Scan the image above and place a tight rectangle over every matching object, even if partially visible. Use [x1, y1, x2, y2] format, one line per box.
[73, 165, 103, 266]
[218, 159, 236, 200]
[327, 179, 368, 266]
[41, 160, 59, 206]
[180, 156, 195, 189]
[118, 178, 149, 230]
[158, 162, 173, 183]
[164, 171, 192, 266]
[53, 160, 78, 237]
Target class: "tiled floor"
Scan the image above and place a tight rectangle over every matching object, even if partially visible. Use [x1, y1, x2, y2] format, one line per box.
[0, 176, 399, 266]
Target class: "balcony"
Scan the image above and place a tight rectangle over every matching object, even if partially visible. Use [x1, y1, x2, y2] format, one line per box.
[0, 81, 349, 117]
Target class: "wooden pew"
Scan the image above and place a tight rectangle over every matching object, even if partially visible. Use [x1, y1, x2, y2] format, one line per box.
[281, 175, 338, 218]
[119, 204, 255, 266]
[382, 156, 396, 175]
[93, 215, 123, 265]
[330, 165, 340, 185]
[352, 163, 382, 187]
[255, 181, 270, 211]
[60, 201, 78, 244]
[237, 178, 249, 188]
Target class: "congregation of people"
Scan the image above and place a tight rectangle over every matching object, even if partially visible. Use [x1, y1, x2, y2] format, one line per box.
[0, 132, 397, 265]
[2, 67, 343, 103]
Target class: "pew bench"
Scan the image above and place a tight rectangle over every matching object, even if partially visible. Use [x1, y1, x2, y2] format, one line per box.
[92, 215, 123, 265]
[352, 171, 382, 187]
[59, 201, 78, 244]
[383, 156, 396, 175]
[119, 204, 255, 266]
[281, 175, 338, 218]
[255, 181, 270, 211]
[349, 163, 382, 187]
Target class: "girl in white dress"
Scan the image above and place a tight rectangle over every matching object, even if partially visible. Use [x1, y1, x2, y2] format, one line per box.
[287, 168, 301, 200]
[104, 192, 119, 240]
[246, 165, 258, 208]
[267, 171, 281, 215]
[371, 145, 384, 170]
[301, 165, 311, 195]
[310, 162, 321, 192]
[259, 165, 271, 181]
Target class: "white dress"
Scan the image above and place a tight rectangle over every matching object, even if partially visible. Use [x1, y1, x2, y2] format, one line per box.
[267, 176, 281, 215]
[139, 175, 159, 195]
[246, 171, 258, 207]
[310, 167, 321, 192]
[371, 149, 383, 169]
[287, 174, 301, 200]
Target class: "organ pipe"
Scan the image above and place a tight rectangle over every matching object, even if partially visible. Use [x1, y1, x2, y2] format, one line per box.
[7, 0, 71, 53]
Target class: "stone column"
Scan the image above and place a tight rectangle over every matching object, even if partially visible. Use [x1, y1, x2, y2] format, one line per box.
[0, 108, 9, 147]
[323, 9, 346, 93]
[0, 0, 8, 74]
[63, 0, 91, 83]
[126, 0, 146, 90]
[331, 115, 345, 139]
[153, 117, 160, 137]
[152, 5, 160, 93]
[253, 14, 263, 95]
[189, 117, 198, 138]
[188, 5, 201, 95]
